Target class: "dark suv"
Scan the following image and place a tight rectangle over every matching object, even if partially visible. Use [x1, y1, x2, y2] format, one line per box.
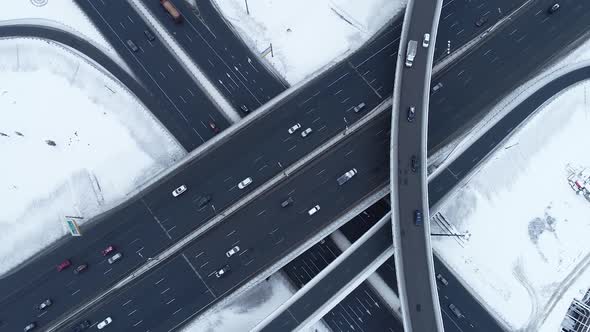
[410, 155, 419, 172]
[73, 320, 91, 332]
[414, 210, 423, 226]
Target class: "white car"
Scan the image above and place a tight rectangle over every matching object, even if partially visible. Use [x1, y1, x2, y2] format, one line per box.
[288, 123, 301, 134]
[107, 252, 123, 265]
[238, 177, 252, 189]
[422, 33, 430, 48]
[226, 246, 240, 257]
[337, 168, 358, 185]
[308, 205, 320, 216]
[353, 102, 366, 113]
[172, 185, 187, 197]
[301, 128, 312, 138]
[97, 317, 112, 329]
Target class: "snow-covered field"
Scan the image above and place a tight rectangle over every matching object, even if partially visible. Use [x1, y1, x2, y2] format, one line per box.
[432, 57, 590, 331]
[211, 0, 405, 84]
[0, 38, 184, 274]
[181, 273, 329, 332]
[1, 0, 124, 67]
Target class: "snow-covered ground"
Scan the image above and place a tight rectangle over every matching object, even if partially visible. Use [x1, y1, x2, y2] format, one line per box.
[1, 0, 125, 67]
[0, 38, 184, 274]
[181, 273, 329, 332]
[211, 0, 405, 84]
[432, 40, 590, 330]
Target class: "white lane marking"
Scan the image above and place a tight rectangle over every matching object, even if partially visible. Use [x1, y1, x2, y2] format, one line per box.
[103, 268, 112, 275]
[128, 309, 137, 316]
[257, 210, 266, 216]
[142, 199, 172, 240]
[226, 230, 236, 237]
[71, 289, 81, 296]
[327, 72, 350, 88]
[122, 299, 132, 306]
[160, 287, 171, 295]
[182, 253, 216, 297]
[133, 320, 143, 327]
[173, 308, 183, 315]
[155, 278, 165, 285]
[166, 298, 176, 305]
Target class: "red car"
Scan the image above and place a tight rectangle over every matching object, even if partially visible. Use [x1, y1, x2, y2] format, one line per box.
[101, 245, 115, 256]
[208, 121, 220, 134]
[57, 259, 71, 272]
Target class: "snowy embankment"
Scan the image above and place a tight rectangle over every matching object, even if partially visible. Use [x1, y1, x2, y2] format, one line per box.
[180, 273, 329, 332]
[432, 37, 590, 330]
[0, 0, 127, 69]
[211, 0, 406, 84]
[0, 38, 184, 274]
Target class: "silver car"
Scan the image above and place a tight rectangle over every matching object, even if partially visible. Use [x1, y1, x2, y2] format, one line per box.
[238, 177, 252, 189]
[107, 252, 123, 264]
[301, 128, 312, 138]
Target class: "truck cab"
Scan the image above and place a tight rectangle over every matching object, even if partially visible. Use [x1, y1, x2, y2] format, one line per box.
[405, 40, 418, 67]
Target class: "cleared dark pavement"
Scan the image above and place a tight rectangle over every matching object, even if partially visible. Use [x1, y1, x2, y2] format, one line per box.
[140, 0, 287, 111]
[260, 220, 394, 332]
[283, 210, 402, 332]
[62, 59, 590, 332]
[392, 0, 442, 329]
[5, 0, 584, 329]
[75, 0, 231, 150]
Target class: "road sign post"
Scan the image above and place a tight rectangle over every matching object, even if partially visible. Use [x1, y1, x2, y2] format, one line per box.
[64, 219, 82, 237]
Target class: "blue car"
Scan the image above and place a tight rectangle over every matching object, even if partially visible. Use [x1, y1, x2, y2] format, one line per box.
[414, 210, 423, 226]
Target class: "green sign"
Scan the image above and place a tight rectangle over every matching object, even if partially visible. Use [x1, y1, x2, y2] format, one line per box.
[65, 219, 81, 236]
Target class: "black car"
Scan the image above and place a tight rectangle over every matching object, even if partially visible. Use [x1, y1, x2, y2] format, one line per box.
[475, 16, 488, 27]
[410, 155, 419, 172]
[73, 320, 91, 332]
[281, 197, 294, 208]
[197, 195, 211, 208]
[144, 29, 156, 41]
[414, 210, 423, 226]
[240, 105, 250, 114]
[73, 264, 88, 275]
[407, 106, 416, 122]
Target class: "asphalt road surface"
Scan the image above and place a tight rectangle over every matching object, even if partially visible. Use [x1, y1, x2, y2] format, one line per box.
[261, 222, 395, 332]
[61, 59, 590, 332]
[75, 0, 231, 150]
[283, 211, 403, 332]
[393, 0, 442, 329]
[140, 0, 288, 111]
[5, 0, 588, 330]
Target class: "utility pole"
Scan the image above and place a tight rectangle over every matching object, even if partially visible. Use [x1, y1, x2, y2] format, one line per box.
[244, 0, 250, 15]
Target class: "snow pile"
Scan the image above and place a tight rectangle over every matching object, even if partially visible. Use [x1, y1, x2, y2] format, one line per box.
[211, 0, 405, 84]
[0, 38, 184, 274]
[432, 81, 590, 330]
[181, 273, 329, 332]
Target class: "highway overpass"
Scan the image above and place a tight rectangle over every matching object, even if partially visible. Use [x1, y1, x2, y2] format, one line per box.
[3, 0, 590, 330]
[390, 0, 444, 330]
